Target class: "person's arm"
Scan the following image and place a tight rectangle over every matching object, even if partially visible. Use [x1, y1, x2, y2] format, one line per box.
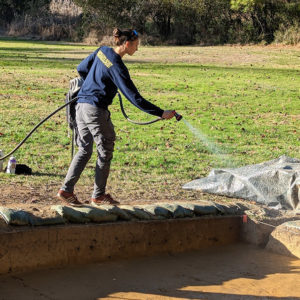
[77, 50, 97, 80]
[110, 65, 164, 117]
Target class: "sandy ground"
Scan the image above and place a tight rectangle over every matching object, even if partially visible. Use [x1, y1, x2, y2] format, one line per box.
[0, 243, 299, 300]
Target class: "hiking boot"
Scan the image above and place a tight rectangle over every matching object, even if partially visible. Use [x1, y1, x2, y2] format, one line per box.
[57, 189, 83, 207]
[91, 193, 120, 206]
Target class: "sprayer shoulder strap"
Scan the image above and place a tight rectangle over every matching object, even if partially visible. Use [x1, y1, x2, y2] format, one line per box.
[65, 77, 84, 130]
[69, 77, 84, 95]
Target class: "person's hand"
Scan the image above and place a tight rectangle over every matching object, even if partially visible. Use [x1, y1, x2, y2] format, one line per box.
[162, 110, 175, 120]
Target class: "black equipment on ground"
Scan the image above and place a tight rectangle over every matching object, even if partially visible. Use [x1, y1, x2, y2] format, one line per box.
[4, 164, 32, 175]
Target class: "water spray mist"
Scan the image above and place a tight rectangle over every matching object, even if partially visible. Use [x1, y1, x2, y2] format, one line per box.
[183, 119, 236, 168]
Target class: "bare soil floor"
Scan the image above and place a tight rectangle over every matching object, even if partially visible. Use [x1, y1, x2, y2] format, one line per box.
[0, 243, 299, 300]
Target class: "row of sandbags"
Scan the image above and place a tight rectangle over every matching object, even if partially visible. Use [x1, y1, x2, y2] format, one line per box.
[0, 201, 246, 226]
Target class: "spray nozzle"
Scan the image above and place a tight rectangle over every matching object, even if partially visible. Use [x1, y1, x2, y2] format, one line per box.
[174, 112, 183, 121]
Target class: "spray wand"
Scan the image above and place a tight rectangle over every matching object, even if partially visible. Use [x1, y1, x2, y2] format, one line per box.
[174, 112, 183, 121]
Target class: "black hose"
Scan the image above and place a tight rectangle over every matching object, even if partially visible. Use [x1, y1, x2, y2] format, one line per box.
[0, 93, 164, 161]
[0, 97, 78, 161]
[117, 92, 163, 125]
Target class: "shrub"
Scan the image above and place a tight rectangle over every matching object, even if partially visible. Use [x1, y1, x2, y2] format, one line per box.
[274, 23, 300, 45]
[7, 13, 81, 41]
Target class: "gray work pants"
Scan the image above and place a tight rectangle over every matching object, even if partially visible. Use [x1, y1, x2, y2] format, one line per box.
[61, 103, 116, 198]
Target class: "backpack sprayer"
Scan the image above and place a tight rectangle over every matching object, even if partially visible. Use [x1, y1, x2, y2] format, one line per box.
[0, 77, 183, 167]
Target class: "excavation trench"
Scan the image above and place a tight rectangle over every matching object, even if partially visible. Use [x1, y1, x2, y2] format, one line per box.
[0, 216, 241, 274]
[1, 215, 300, 299]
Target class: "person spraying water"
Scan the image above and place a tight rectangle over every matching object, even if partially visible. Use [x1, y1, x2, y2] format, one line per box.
[57, 28, 182, 207]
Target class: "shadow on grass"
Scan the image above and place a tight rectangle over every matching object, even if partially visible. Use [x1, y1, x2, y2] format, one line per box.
[1, 53, 299, 78]
[126, 60, 300, 74]
[32, 172, 64, 178]
[0, 47, 91, 54]
[0, 53, 82, 61]
[0, 57, 80, 69]
[0, 36, 94, 49]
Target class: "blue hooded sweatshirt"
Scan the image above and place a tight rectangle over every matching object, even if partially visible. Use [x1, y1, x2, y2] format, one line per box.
[77, 46, 164, 117]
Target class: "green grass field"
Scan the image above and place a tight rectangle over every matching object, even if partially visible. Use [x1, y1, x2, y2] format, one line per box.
[0, 39, 299, 201]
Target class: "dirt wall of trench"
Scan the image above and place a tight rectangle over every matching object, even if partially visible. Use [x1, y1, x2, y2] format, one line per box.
[0, 216, 241, 274]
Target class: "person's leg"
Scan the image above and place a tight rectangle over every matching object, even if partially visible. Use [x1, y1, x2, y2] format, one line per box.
[81, 106, 116, 199]
[60, 103, 94, 193]
[93, 125, 115, 198]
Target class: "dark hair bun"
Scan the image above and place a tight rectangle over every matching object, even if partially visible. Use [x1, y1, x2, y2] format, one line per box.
[113, 28, 138, 46]
[113, 28, 122, 37]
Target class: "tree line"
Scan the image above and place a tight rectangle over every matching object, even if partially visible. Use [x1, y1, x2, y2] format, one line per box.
[0, 0, 299, 44]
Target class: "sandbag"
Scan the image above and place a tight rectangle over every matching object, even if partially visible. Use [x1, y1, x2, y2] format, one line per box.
[142, 205, 172, 219]
[51, 205, 90, 223]
[119, 205, 152, 220]
[92, 204, 131, 220]
[179, 202, 218, 216]
[0, 207, 65, 226]
[52, 205, 118, 223]
[0, 207, 31, 225]
[28, 215, 66, 226]
[74, 206, 118, 223]
[159, 203, 194, 218]
[213, 203, 243, 215]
